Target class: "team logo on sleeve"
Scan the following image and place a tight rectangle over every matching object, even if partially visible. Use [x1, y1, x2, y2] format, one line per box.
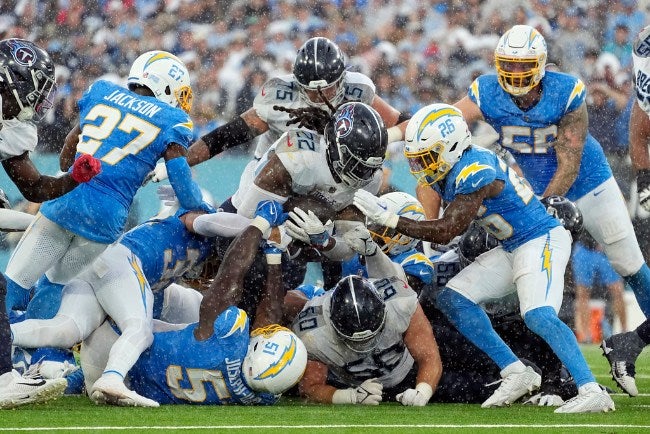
[455, 162, 491, 186]
[221, 309, 248, 338]
[334, 104, 355, 138]
[634, 26, 650, 57]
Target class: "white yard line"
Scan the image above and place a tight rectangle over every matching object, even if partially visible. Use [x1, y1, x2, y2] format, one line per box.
[1, 425, 650, 431]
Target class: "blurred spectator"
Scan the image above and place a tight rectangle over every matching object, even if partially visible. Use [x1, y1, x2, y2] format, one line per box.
[603, 23, 633, 70]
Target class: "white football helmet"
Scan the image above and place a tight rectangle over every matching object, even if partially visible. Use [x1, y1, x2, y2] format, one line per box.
[494, 24, 547, 96]
[127, 51, 193, 113]
[404, 104, 472, 185]
[242, 324, 307, 395]
[368, 192, 425, 256]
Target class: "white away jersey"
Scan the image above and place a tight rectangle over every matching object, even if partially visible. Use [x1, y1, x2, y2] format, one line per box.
[291, 276, 418, 388]
[252, 72, 376, 157]
[0, 118, 37, 161]
[269, 130, 382, 211]
[633, 25, 650, 115]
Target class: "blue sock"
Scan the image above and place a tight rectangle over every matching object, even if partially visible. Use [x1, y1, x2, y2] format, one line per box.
[524, 306, 595, 387]
[436, 287, 518, 370]
[25, 276, 64, 320]
[624, 264, 650, 317]
[5, 276, 30, 315]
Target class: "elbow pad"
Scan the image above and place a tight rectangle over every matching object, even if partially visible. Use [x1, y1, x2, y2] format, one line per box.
[166, 157, 203, 210]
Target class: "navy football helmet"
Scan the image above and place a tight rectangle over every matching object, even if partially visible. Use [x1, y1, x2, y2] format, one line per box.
[293, 37, 346, 108]
[0, 39, 56, 121]
[324, 102, 387, 188]
[458, 221, 500, 267]
[540, 195, 583, 239]
[329, 275, 386, 353]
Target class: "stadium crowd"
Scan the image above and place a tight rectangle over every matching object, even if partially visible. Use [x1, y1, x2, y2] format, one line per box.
[0, 0, 648, 415]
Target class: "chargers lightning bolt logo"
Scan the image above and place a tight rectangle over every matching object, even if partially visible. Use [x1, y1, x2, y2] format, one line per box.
[222, 309, 248, 338]
[455, 162, 491, 186]
[541, 235, 552, 296]
[255, 335, 298, 380]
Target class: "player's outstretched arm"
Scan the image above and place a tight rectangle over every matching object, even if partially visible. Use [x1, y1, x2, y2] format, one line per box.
[2, 151, 100, 202]
[194, 200, 286, 341]
[252, 242, 285, 329]
[163, 143, 204, 210]
[542, 103, 587, 197]
[397, 303, 442, 406]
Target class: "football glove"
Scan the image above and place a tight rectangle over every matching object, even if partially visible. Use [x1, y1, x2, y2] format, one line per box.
[251, 200, 287, 238]
[332, 378, 383, 405]
[353, 190, 399, 228]
[71, 154, 101, 183]
[286, 208, 331, 249]
[637, 169, 650, 212]
[150, 161, 169, 183]
[343, 225, 378, 256]
[523, 392, 564, 407]
[396, 382, 433, 407]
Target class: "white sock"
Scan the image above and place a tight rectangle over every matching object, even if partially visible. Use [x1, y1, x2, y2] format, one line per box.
[501, 360, 527, 377]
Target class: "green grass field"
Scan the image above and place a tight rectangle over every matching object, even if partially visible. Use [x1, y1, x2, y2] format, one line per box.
[0, 345, 648, 433]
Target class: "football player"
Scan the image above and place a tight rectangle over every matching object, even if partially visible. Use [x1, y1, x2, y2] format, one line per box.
[354, 104, 614, 413]
[149, 36, 409, 182]
[451, 25, 650, 333]
[9, 201, 219, 406]
[80, 200, 308, 406]
[4, 51, 206, 317]
[0, 38, 101, 409]
[601, 23, 650, 398]
[292, 225, 442, 406]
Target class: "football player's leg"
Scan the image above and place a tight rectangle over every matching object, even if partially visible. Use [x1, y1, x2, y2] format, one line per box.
[516, 227, 613, 413]
[80, 321, 119, 393]
[159, 283, 202, 324]
[11, 278, 105, 349]
[45, 234, 108, 286]
[5, 214, 73, 313]
[92, 247, 154, 383]
[440, 247, 519, 370]
[577, 178, 650, 316]
[601, 320, 650, 397]
[439, 248, 540, 407]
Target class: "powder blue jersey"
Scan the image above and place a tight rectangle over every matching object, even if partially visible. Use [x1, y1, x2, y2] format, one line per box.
[467, 72, 612, 201]
[342, 250, 435, 285]
[40, 80, 194, 243]
[129, 306, 277, 405]
[119, 209, 215, 293]
[432, 146, 559, 251]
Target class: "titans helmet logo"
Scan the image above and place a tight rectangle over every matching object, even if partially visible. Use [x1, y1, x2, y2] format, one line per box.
[8, 40, 36, 66]
[335, 104, 355, 139]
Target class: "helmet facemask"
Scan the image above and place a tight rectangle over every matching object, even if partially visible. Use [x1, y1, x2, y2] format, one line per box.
[494, 24, 547, 96]
[297, 74, 345, 109]
[0, 62, 57, 122]
[326, 136, 382, 188]
[405, 140, 450, 186]
[495, 55, 546, 96]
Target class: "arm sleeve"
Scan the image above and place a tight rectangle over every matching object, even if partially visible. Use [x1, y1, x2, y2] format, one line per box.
[165, 156, 204, 210]
[0, 208, 34, 231]
[192, 212, 251, 237]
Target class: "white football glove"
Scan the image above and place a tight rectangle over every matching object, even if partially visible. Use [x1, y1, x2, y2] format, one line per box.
[637, 170, 650, 212]
[150, 161, 169, 183]
[332, 378, 383, 405]
[523, 392, 564, 407]
[285, 208, 332, 248]
[353, 190, 399, 228]
[342, 225, 378, 256]
[395, 382, 433, 407]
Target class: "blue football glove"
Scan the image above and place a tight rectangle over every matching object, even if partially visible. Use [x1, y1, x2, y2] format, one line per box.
[254, 200, 288, 227]
[295, 283, 325, 300]
[251, 200, 288, 239]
